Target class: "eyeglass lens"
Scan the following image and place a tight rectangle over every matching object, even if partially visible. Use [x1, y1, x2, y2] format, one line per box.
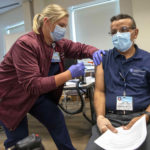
[110, 26, 134, 35]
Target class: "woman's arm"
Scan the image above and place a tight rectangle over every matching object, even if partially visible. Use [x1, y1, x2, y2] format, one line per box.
[60, 39, 98, 59]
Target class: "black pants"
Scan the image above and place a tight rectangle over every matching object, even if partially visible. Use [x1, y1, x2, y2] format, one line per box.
[85, 112, 150, 150]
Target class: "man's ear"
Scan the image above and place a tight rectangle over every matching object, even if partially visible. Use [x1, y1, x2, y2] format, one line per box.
[134, 28, 139, 39]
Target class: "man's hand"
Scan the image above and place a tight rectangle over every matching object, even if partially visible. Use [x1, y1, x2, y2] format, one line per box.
[123, 114, 149, 130]
[92, 50, 105, 66]
[97, 115, 117, 133]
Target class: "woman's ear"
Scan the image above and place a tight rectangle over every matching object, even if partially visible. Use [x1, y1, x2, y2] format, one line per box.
[43, 17, 49, 25]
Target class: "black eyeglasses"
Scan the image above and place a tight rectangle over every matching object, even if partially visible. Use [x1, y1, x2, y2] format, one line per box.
[109, 26, 136, 35]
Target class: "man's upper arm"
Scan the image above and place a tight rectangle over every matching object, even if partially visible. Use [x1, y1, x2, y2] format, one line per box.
[95, 63, 105, 92]
[94, 63, 105, 116]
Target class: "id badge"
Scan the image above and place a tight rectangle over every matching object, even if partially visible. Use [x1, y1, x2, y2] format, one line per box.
[51, 52, 61, 62]
[116, 96, 133, 111]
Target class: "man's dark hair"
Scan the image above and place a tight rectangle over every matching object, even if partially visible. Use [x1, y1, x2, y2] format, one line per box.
[110, 14, 136, 29]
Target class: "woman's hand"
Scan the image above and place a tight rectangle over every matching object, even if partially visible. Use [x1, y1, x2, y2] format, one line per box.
[92, 50, 105, 66]
[68, 62, 85, 78]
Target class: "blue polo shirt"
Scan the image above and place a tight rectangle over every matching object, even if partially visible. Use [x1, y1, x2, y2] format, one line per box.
[103, 45, 150, 111]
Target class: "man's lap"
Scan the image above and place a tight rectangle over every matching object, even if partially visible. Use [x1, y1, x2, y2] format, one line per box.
[85, 125, 102, 150]
[86, 113, 150, 150]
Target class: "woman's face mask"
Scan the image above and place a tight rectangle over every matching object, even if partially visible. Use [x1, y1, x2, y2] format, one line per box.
[50, 25, 66, 41]
[112, 32, 133, 52]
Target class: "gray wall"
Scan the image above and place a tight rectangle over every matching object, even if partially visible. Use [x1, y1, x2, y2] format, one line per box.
[132, 0, 150, 51]
[0, 6, 24, 61]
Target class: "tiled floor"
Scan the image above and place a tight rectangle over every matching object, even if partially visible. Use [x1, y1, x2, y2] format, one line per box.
[0, 102, 93, 150]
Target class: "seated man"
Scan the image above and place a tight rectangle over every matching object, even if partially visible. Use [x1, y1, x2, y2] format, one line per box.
[86, 14, 150, 150]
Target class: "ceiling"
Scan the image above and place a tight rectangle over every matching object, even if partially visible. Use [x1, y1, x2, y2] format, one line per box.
[0, 0, 23, 14]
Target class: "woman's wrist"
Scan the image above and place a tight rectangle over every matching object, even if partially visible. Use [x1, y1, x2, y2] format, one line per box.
[55, 70, 72, 87]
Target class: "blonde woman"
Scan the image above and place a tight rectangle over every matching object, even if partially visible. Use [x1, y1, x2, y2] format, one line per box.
[0, 4, 103, 150]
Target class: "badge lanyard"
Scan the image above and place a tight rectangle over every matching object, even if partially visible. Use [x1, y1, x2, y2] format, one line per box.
[51, 43, 61, 62]
[52, 43, 56, 49]
[115, 56, 130, 97]
[119, 72, 127, 96]
[52, 42, 56, 52]
[114, 54, 133, 111]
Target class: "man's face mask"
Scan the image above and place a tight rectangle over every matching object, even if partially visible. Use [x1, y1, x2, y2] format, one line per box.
[50, 25, 66, 41]
[112, 32, 133, 52]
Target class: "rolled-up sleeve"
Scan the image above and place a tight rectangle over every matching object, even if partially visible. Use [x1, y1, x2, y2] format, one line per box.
[12, 40, 56, 96]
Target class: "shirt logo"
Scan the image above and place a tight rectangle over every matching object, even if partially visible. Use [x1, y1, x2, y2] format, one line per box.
[130, 68, 146, 77]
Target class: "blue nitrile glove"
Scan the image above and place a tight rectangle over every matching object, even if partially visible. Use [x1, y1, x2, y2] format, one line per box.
[93, 49, 105, 66]
[68, 62, 85, 78]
